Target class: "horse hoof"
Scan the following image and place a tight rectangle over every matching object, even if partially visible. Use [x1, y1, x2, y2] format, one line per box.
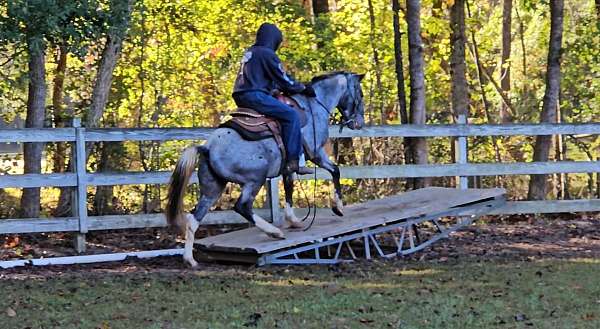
[332, 206, 344, 217]
[285, 220, 303, 229]
[184, 258, 199, 268]
[266, 230, 285, 240]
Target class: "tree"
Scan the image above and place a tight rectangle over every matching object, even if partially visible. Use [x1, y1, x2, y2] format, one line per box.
[20, 30, 47, 218]
[0, 0, 96, 217]
[406, 0, 429, 188]
[450, 0, 468, 120]
[528, 0, 564, 200]
[55, 0, 134, 216]
[392, 0, 411, 169]
[312, 0, 329, 15]
[500, 0, 513, 123]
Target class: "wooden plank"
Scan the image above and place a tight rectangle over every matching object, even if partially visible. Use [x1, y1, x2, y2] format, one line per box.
[455, 114, 468, 189]
[331, 123, 600, 138]
[0, 128, 76, 142]
[77, 123, 600, 141]
[84, 128, 213, 141]
[0, 173, 77, 188]
[4, 123, 582, 143]
[2, 199, 599, 234]
[0, 123, 597, 144]
[0, 217, 79, 234]
[314, 161, 600, 179]
[86, 171, 176, 186]
[195, 250, 259, 264]
[75, 126, 88, 234]
[83, 161, 600, 186]
[196, 187, 506, 254]
[486, 199, 600, 215]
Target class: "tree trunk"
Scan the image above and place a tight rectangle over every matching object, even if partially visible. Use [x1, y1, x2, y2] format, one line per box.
[367, 0, 384, 124]
[465, 1, 503, 186]
[392, 0, 408, 126]
[500, 0, 513, 123]
[528, 0, 564, 200]
[52, 45, 68, 174]
[450, 0, 469, 187]
[55, 0, 133, 215]
[20, 39, 47, 218]
[406, 0, 429, 188]
[312, 0, 329, 15]
[450, 0, 468, 119]
[392, 0, 411, 167]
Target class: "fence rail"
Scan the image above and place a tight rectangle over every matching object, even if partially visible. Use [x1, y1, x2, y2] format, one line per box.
[1, 123, 599, 253]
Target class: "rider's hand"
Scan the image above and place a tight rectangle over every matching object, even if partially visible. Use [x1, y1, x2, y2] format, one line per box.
[302, 85, 316, 97]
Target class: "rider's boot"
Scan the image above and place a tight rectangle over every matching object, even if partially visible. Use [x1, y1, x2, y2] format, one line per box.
[284, 159, 312, 175]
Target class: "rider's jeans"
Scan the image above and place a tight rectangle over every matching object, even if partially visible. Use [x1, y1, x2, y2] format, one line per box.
[233, 91, 302, 161]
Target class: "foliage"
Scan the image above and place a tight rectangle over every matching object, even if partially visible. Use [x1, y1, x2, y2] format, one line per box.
[0, 0, 598, 213]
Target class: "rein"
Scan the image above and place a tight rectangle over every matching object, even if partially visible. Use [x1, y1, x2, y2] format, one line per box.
[297, 74, 361, 231]
[300, 94, 321, 231]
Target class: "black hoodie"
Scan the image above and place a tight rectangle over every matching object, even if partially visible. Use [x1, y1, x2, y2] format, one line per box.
[232, 23, 306, 95]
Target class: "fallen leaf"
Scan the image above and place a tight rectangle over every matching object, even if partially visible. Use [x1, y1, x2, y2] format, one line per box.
[243, 312, 262, 327]
[6, 307, 16, 317]
[515, 313, 528, 322]
[582, 313, 595, 321]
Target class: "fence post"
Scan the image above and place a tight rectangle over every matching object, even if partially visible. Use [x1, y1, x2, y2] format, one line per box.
[455, 114, 468, 190]
[597, 157, 600, 199]
[71, 118, 88, 253]
[266, 177, 281, 226]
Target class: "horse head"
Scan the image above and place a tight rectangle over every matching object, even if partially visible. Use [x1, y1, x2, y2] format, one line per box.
[337, 72, 365, 130]
[311, 71, 365, 130]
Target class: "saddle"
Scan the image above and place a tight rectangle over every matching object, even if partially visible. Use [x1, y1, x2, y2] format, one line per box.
[219, 94, 308, 161]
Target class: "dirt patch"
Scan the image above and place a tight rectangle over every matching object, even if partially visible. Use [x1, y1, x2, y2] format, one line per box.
[1, 214, 599, 278]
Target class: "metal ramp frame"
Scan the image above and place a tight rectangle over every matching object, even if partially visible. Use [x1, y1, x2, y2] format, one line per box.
[195, 187, 506, 266]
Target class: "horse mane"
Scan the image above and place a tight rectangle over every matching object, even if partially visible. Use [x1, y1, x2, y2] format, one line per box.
[311, 71, 354, 83]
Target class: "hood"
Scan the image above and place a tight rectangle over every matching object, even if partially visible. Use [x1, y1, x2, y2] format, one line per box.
[254, 23, 283, 51]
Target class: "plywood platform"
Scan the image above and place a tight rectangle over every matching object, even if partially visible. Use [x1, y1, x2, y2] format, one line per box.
[195, 187, 506, 265]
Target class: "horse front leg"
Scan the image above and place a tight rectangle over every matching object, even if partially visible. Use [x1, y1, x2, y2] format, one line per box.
[314, 148, 344, 216]
[283, 173, 303, 228]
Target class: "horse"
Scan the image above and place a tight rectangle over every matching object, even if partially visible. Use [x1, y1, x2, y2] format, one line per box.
[166, 71, 365, 267]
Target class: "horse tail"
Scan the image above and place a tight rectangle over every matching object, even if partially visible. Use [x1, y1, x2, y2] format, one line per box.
[166, 145, 208, 233]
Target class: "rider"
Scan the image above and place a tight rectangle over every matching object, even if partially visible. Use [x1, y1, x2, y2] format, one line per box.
[232, 22, 315, 175]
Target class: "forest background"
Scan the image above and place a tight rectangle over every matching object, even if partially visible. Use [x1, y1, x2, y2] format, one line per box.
[0, 0, 598, 219]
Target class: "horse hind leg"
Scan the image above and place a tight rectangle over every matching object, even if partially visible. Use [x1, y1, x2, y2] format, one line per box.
[235, 182, 285, 239]
[183, 160, 226, 267]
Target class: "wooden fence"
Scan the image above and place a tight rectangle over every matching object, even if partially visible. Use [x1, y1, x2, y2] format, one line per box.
[1, 121, 599, 252]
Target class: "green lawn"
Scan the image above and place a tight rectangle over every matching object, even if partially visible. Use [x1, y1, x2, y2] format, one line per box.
[1, 259, 599, 329]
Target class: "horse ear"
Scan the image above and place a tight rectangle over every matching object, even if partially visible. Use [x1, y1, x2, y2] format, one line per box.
[355, 73, 366, 81]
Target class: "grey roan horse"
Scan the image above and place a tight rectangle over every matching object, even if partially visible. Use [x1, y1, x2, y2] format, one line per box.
[166, 71, 365, 267]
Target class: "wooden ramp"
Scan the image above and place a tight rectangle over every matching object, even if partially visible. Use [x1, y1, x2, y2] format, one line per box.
[195, 187, 506, 265]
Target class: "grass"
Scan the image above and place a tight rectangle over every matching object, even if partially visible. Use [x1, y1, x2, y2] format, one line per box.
[1, 258, 599, 329]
